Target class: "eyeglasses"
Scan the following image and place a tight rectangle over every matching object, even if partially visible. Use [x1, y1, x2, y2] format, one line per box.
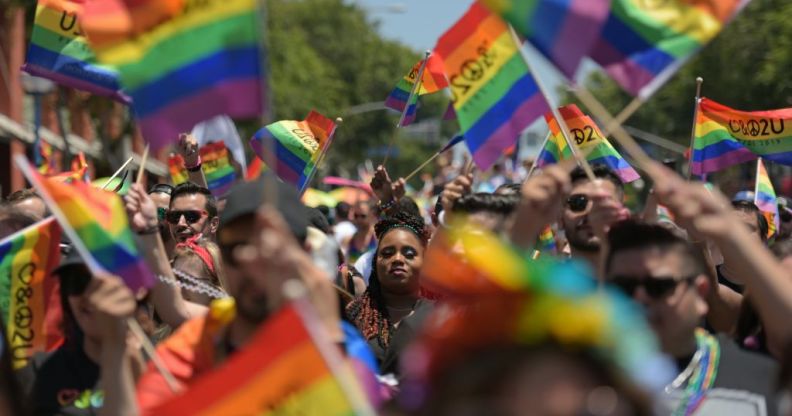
[566, 194, 590, 213]
[157, 207, 167, 222]
[165, 209, 208, 225]
[609, 275, 696, 300]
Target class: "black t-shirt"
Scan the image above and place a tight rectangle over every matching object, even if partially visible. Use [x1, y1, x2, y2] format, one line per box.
[17, 344, 102, 416]
[716, 265, 745, 294]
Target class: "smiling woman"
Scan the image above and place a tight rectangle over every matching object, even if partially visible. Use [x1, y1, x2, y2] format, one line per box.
[345, 211, 433, 376]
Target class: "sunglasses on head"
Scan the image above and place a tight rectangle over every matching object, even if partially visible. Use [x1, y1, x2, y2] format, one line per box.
[566, 194, 590, 213]
[165, 209, 208, 225]
[609, 275, 696, 300]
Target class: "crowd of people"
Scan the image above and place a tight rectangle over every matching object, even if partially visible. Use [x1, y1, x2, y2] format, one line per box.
[2, 133, 792, 416]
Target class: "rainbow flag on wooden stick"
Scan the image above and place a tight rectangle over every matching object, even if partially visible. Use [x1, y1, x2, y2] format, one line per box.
[755, 158, 779, 239]
[169, 142, 237, 197]
[0, 218, 63, 369]
[80, 0, 265, 150]
[589, 0, 746, 98]
[23, 0, 129, 102]
[19, 157, 154, 291]
[250, 111, 337, 193]
[434, 2, 548, 171]
[692, 98, 792, 175]
[152, 302, 374, 415]
[384, 54, 449, 126]
[479, 0, 611, 78]
[536, 104, 639, 183]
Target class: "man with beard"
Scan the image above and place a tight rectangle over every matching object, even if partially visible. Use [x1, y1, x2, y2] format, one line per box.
[166, 182, 219, 243]
[510, 163, 626, 271]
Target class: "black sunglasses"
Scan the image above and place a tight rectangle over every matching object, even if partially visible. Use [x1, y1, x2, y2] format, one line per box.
[566, 194, 590, 213]
[165, 210, 207, 225]
[610, 275, 696, 300]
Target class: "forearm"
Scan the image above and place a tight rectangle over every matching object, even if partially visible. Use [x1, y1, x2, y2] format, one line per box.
[99, 342, 139, 416]
[138, 233, 193, 327]
[187, 169, 208, 189]
[508, 206, 544, 251]
[697, 241, 742, 333]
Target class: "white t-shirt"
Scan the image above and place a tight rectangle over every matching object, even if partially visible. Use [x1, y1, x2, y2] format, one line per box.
[353, 249, 375, 286]
[334, 220, 356, 247]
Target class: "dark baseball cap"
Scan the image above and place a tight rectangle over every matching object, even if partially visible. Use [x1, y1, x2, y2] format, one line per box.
[219, 173, 310, 243]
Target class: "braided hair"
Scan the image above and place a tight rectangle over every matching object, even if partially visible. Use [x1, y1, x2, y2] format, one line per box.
[346, 211, 428, 349]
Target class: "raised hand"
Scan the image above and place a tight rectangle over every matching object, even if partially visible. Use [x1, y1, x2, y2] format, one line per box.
[370, 165, 405, 204]
[440, 173, 474, 215]
[84, 273, 137, 344]
[124, 183, 158, 234]
[588, 190, 630, 241]
[177, 133, 200, 168]
[509, 163, 574, 249]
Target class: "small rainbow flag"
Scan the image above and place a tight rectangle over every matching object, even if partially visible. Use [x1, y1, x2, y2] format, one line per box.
[692, 98, 792, 175]
[250, 111, 337, 193]
[537, 225, 556, 254]
[27, 168, 154, 291]
[168, 154, 190, 185]
[434, 2, 548, 171]
[0, 217, 63, 369]
[536, 104, 639, 183]
[384, 55, 449, 126]
[479, 0, 611, 78]
[80, 0, 265, 150]
[36, 140, 55, 175]
[169, 143, 238, 197]
[152, 303, 373, 415]
[244, 156, 267, 181]
[755, 158, 779, 239]
[23, 0, 129, 102]
[47, 152, 90, 183]
[589, 0, 746, 98]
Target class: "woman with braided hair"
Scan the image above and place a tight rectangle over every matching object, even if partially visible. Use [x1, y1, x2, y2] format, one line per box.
[346, 211, 434, 376]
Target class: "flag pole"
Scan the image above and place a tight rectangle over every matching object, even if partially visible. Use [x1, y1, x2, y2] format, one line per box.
[602, 96, 645, 137]
[382, 50, 431, 166]
[686, 77, 704, 180]
[754, 157, 762, 204]
[136, 144, 149, 185]
[15, 155, 181, 394]
[508, 26, 597, 182]
[258, 0, 278, 207]
[404, 151, 441, 182]
[300, 117, 343, 196]
[525, 132, 552, 179]
[100, 156, 134, 190]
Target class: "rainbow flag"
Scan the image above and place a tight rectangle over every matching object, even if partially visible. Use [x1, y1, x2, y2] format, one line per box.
[537, 225, 556, 254]
[755, 158, 779, 239]
[36, 140, 55, 175]
[479, 0, 611, 78]
[384, 55, 449, 126]
[536, 104, 639, 183]
[250, 111, 337, 192]
[589, 0, 745, 98]
[244, 156, 267, 181]
[692, 98, 792, 175]
[0, 218, 63, 369]
[47, 152, 90, 183]
[27, 169, 154, 291]
[152, 303, 372, 415]
[434, 2, 548, 171]
[23, 0, 129, 102]
[168, 154, 190, 185]
[200, 142, 237, 198]
[80, 0, 264, 150]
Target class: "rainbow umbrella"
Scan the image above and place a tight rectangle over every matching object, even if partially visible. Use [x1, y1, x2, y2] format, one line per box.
[302, 188, 339, 208]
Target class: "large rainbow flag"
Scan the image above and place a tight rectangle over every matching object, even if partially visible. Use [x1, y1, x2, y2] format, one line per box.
[0, 218, 63, 369]
[250, 111, 337, 193]
[152, 303, 373, 415]
[755, 158, 779, 239]
[384, 54, 449, 126]
[26, 168, 154, 291]
[589, 0, 746, 98]
[23, 0, 129, 103]
[692, 98, 792, 175]
[479, 0, 611, 78]
[80, 0, 265, 150]
[536, 104, 639, 183]
[434, 2, 548, 171]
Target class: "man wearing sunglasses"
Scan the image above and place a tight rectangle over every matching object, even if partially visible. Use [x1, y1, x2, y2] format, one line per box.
[167, 182, 219, 243]
[605, 221, 778, 415]
[148, 183, 175, 256]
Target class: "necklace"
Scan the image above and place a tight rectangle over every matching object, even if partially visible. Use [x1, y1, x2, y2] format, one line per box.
[666, 329, 721, 416]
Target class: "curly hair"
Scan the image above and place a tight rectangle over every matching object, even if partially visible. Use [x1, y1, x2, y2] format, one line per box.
[346, 211, 427, 349]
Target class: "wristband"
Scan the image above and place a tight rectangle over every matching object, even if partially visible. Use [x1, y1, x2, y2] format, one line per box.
[185, 155, 202, 171]
[378, 199, 397, 212]
[137, 224, 160, 235]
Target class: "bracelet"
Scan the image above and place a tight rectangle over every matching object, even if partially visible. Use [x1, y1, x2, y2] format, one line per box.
[137, 224, 159, 235]
[185, 155, 202, 171]
[378, 199, 397, 212]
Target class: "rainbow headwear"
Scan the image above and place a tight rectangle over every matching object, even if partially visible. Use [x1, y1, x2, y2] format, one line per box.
[415, 221, 671, 397]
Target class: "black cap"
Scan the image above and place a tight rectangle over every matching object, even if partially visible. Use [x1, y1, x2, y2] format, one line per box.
[52, 249, 87, 278]
[219, 173, 310, 243]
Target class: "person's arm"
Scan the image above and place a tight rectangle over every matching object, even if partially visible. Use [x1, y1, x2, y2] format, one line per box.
[178, 133, 208, 188]
[694, 240, 743, 333]
[508, 163, 572, 251]
[125, 183, 207, 328]
[370, 165, 406, 217]
[439, 173, 474, 225]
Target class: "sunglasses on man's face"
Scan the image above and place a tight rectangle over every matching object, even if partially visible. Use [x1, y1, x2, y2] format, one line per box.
[165, 209, 208, 225]
[609, 275, 696, 300]
[566, 194, 590, 213]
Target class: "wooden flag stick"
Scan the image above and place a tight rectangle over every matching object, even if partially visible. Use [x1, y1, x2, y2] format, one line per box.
[14, 155, 182, 394]
[136, 144, 150, 185]
[602, 96, 645, 138]
[127, 317, 180, 393]
[100, 157, 134, 190]
[525, 132, 552, 179]
[382, 50, 431, 166]
[404, 151, 441, 182]
[508, 26, 597, 182]
[686, 77, 704, 180]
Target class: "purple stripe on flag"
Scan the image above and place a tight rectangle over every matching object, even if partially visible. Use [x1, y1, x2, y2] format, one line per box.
[138, 78, 263, 151]
[22, 64, 132, 104]
[590, 41, 656, 96]
[690, 148, 757, 175]
[115, 259, 155, 292]
[471, 95, 546, 170]
[275, 158, 302, 186]
[615, 167, 640, 183]
[551, 0, 610, 77]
